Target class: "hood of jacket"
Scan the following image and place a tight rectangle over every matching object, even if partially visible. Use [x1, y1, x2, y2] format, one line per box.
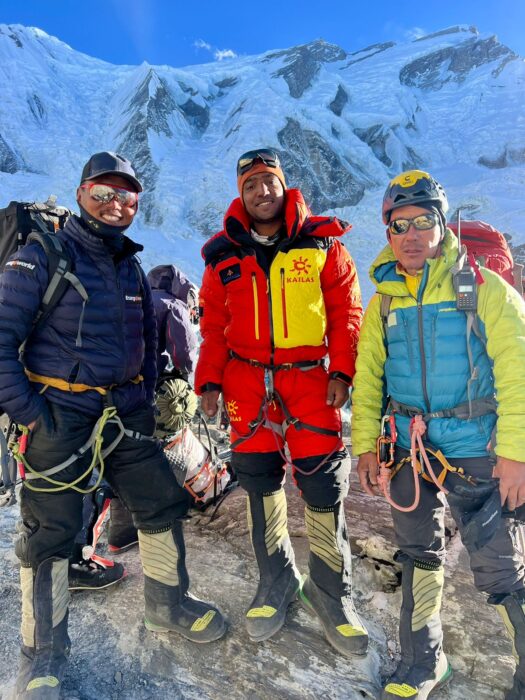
[147, 264, 197, 302]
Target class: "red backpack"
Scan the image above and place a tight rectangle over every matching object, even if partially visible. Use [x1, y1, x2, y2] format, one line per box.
[448, 220, 523, 294]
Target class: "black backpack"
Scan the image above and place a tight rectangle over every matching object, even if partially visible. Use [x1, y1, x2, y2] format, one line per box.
[0, 198, 88, 331]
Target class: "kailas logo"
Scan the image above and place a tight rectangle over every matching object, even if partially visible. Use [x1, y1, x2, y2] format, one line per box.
[287, 256, 314, 283]
[226, 400, 242, 422]
[6, 260, 35, 271]
[125, 295, 142, 302]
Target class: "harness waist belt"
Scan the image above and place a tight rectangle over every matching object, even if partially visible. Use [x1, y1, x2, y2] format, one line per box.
[229, 350, 323, 371]
[25, 370, 144, 396]
[389, 396, 497, 421]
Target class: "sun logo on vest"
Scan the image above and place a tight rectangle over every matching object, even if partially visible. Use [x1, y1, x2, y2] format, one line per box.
[226, 400, 242, 422]
[288, 256, 314, 283]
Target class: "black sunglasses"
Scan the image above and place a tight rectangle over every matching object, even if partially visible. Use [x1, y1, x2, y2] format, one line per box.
[388, 212, 439, 236]
[237, 149, 280, 176]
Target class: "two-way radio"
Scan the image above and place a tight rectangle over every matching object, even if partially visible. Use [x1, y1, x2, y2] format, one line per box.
[453, 209, 478, 312]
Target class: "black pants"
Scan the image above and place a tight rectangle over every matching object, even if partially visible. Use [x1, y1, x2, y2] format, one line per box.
[16, 401, 189, 569]
[231, 449, 350, 508]
[391, 448, 525, 595]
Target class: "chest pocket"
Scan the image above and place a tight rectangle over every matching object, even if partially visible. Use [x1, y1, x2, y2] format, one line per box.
[270, 249, 327, 348]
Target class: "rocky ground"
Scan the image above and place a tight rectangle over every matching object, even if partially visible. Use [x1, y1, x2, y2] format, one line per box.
[0, 441, 517, 699]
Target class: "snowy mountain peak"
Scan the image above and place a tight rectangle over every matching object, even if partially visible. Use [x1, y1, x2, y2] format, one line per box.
[413, 24, 479, 43]
[0, 24, 522, 294]
[262, 39, 347, 98]
[401, 34, 517, 90]
[0, 23, 109, 67]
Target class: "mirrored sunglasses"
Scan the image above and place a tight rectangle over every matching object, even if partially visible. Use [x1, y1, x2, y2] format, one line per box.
[80, 182, 138, 207]
[388, 212, 439, 236]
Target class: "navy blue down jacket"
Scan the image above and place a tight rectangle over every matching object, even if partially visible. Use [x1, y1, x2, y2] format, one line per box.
[0, 216, 157, 425]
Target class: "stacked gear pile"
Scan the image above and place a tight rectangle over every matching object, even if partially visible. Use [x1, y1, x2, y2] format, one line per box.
[0, 198, 73, 267]
[156, 375, 235, 509]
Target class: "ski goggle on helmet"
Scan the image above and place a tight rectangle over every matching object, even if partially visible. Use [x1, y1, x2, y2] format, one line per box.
[382, 170, 448, 225]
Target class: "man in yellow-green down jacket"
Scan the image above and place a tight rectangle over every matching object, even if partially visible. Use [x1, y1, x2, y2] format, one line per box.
[351, 169, 525, 700]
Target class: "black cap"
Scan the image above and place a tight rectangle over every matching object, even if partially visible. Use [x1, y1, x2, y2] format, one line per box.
[80, 151, 143, 192]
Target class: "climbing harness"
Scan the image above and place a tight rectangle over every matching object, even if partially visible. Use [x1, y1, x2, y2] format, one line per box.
[9, 372, 153, 494]
[228, 351, 342, 476]
[12, 405, 154, 494]
[376, 413, 478, 513]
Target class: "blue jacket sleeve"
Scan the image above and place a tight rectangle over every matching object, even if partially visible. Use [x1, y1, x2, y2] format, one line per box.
[139, 267, 158, 404]
[0, 243, 51, 424]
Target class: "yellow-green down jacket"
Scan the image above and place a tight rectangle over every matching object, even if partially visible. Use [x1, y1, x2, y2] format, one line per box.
[351, 230, 525, 461]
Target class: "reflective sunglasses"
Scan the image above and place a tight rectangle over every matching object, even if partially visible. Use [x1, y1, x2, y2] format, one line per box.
[80, 182, 138, 207]
[388, 212, 439, 236]
[237, 149, 280, 176]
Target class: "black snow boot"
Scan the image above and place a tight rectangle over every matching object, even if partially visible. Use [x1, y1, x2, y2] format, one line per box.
[141, 521, 227, 643]
[107, 497, 138, 553]
[245, 489, 301, 641]
[15, 558, 71, 699]
[68, 543, 126, 591]
[491, 589, 525, 700]
[381, 556, 452, 699]
[300, 503, 368, 657]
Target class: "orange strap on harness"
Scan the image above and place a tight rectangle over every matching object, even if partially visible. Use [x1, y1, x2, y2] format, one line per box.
[25, 370, 143, 396]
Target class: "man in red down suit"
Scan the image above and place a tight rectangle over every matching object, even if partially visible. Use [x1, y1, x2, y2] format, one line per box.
[195, 149, 368, 656]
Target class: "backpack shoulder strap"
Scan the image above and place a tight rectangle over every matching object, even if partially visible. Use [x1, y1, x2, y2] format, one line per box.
[379, 294, 392, 340]
[26, 232, 89, 346]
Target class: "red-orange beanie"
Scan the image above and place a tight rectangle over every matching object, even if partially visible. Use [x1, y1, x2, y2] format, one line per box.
[237, 161, 287, 198]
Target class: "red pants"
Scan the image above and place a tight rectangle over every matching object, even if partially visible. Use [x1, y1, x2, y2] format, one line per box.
[222, 358, 343, 458]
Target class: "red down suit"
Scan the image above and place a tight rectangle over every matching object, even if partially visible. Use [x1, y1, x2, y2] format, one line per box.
[196, 189, 362, 462]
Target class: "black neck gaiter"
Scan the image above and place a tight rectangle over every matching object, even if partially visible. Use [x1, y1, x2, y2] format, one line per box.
[79, 204, 131, 255]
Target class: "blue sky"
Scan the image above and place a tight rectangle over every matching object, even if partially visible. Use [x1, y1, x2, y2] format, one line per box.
[0, 0, 523, 66]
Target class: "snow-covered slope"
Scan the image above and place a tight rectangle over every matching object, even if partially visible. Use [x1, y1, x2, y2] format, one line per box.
[0, 24, 523, 298]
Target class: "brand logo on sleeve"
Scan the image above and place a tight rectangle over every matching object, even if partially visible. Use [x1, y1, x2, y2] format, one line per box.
[6, 260, 35, 271]
[220, 264, 241, 285]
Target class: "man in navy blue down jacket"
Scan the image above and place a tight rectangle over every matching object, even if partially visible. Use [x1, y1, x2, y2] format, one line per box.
[0, 152, 226, 700]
